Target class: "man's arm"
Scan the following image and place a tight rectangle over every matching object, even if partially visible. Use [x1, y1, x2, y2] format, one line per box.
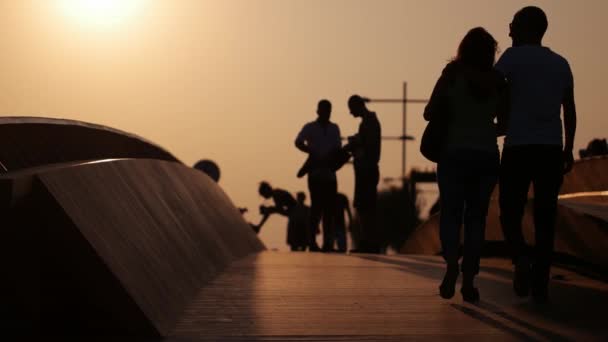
[335, 125, 343, 149]
[295, 125, 310, 153]
[496, 77, 510, 137]
[252, 207, 272, 231]
[295, 139, 309, 153]
[562, 85, 577, 174]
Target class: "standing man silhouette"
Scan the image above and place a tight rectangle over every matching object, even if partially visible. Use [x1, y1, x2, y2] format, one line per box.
[295, 100, 342, 252]
[346, 95, 382, 254]
[496, 6, 577, 303]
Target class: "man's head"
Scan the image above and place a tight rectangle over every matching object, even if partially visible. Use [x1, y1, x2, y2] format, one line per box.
[316, 99, 332, 122]
[510, 6, 548, 46]
[258, 181, 273, 199]
[296, 191, 306, 204]
[348, 95, 369, 118]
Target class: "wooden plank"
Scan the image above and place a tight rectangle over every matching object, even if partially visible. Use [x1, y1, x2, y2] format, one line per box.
[169, 252, 608, 341]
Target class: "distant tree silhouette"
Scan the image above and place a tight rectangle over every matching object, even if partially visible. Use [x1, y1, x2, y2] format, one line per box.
[579, 138, 608, 158]
[349, 179, 421, 253]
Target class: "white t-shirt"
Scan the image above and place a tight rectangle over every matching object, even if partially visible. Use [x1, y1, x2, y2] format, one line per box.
[296, 120, 342, 179]
[495, 46, 573, 146]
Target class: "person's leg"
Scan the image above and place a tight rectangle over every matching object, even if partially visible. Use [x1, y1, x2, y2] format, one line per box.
[321, 179, 338, 251]
[362, 166, 381, 253]
[461, 150, 499, 302]
[307, 177, 322, 251]
[438, 154, 465, 267]
[352, 167, 378, 252]
[531, 146, 563, 301]
[499, 146, 532, 262]
[499, 146, 533, 296]
[437, 153, 466, 299]
[335, 225, 347, 252]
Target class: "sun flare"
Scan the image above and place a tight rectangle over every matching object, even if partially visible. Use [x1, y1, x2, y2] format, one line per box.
[60, 0, 144, 30]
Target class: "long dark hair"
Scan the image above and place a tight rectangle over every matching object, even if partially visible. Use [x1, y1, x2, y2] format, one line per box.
[456, 27, 498, 71]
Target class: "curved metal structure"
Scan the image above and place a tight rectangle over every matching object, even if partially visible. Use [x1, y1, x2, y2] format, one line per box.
[0, 117, 179, 172]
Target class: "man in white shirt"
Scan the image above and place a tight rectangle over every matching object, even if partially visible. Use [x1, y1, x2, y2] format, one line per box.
[295, 100, 342, 252]
[495, 6, 577, 303]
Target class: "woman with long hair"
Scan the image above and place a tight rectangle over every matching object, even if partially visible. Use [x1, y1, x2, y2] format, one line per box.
[424, 27, 507, 302]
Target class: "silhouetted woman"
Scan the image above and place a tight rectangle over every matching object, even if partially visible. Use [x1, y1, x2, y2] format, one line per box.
[424, 27, 507, 302]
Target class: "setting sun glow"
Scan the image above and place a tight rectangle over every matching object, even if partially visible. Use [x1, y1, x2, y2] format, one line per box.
[60, 0, 143, 30]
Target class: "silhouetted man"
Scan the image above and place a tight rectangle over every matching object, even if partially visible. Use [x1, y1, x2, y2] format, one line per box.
[345, 95, 381, 253]
[252, 181, 297, 234]
[496, 6, 577, 303]
[287, 192, 312, 251]
[295, 100, 342, 252]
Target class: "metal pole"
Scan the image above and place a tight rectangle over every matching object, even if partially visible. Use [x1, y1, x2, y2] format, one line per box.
[402, 82, 407, 180]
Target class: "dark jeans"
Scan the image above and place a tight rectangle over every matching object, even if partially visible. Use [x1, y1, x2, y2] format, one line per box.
[499, 145, 563, 279]
[354, 164, 379, 211]
[354, 164, 380, 251]
[335, 224, 347, 252]
[308, 177, 337, 249]
[438, 149, 499, 275]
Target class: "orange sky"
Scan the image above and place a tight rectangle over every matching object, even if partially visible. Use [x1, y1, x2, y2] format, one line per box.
[1, 0, 606, 250]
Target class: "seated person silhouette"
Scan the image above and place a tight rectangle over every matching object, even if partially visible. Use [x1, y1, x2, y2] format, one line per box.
[251, 181, 297, 234]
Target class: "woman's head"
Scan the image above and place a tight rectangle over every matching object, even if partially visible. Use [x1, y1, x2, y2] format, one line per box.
[456, 27, 498, 70]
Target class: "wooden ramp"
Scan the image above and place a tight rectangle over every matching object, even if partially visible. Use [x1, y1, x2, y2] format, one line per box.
[168, 252, 608, 342]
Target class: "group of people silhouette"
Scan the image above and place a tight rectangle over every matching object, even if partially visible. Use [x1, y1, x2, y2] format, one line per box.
[247, 5, 577, 305]
[252, 94, 378, 253]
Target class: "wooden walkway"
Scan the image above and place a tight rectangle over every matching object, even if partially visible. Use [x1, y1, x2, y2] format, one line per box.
[168, 252, 608, 341]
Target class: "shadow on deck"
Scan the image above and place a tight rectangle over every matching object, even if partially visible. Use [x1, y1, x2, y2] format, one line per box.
[167, 252, 608, 341]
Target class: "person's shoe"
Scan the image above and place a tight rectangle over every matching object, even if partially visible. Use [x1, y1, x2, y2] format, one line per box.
[532, 287, 549, 304]
[321, 246, 338, 253]
[439, 264, 459, 299]
[513, 257, 531, 297]
[461, 286, 480, 303]
[349, 248, 368, 254]
[308, 244, 321, 252]
[531, 266, 550, 304]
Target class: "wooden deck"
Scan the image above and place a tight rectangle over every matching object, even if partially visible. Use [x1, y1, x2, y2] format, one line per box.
[168, 252, 608, 341]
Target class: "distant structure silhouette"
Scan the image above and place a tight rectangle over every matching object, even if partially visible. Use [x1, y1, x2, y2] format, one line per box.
[425, 27, 506, 303]
[579, 138, 608, 158]
[497, 6, 577, 303]
[287, 192, 312, 251]
[193, 159, 221, 182]
[295, 100, 343, 252]
[193, 159, 249, 214]
[345, 95, 381, 254]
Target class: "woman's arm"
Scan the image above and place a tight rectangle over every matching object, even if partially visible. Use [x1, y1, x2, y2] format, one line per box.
[423, 63, 454, 121]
